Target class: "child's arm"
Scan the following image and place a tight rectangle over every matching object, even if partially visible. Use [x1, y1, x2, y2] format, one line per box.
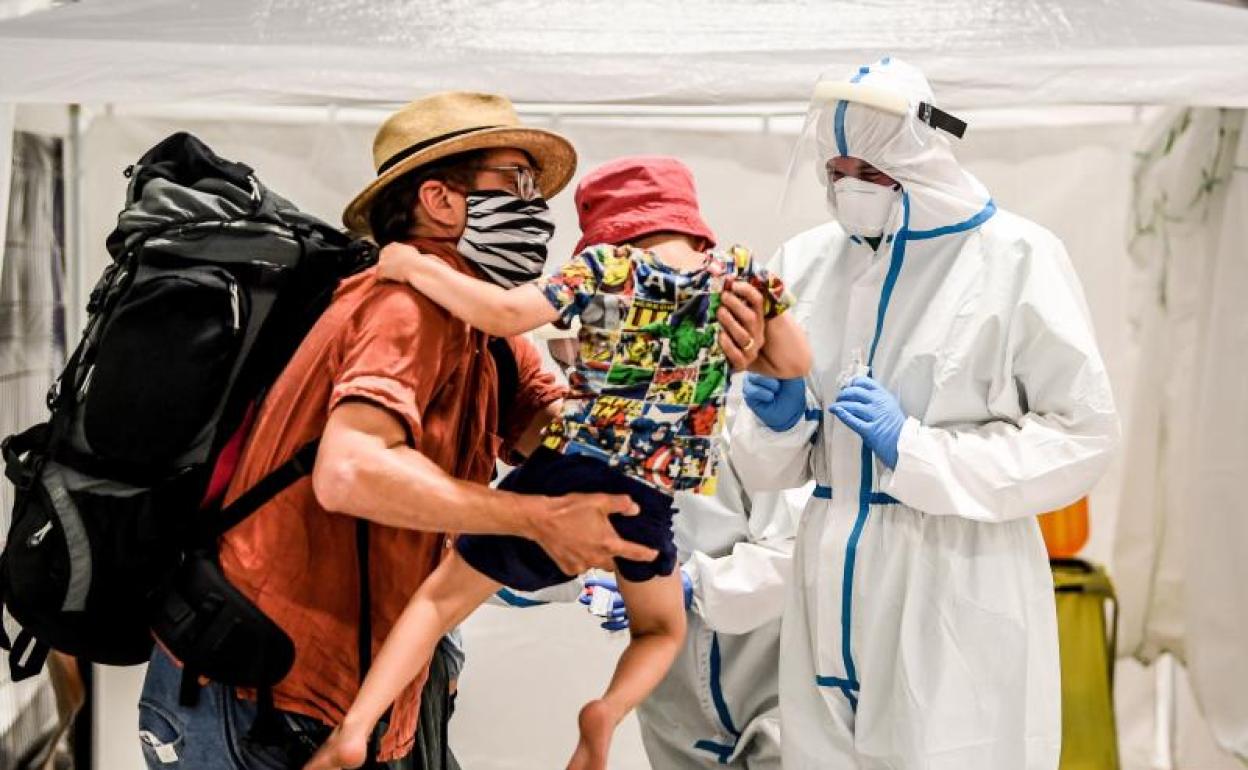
[378, 242, 558, 337]
[749, 312, 812, 379]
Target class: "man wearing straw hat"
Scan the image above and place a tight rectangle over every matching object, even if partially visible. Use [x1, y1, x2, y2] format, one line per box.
[136, 92, 768, 770]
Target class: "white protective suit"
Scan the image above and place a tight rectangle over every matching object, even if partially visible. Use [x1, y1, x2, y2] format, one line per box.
[637, 442, 806, 769]
[730, 58, 1119, 769]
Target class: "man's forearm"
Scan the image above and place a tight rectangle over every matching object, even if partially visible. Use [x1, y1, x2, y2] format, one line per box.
[314, 439, 534, 536]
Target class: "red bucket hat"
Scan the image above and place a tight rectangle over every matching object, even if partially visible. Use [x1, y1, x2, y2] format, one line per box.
[573, 156, 717, 254]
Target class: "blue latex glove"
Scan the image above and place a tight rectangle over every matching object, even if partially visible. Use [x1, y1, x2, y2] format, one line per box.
[743, 374, 806, 432]
[829, 376, 906, 468]
[578, 572, 694, 632]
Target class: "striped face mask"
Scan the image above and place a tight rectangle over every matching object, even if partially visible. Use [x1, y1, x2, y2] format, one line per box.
[456, 190, 556, 288]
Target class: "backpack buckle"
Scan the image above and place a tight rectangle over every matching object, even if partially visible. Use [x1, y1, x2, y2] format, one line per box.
[1, 426, 48, 491]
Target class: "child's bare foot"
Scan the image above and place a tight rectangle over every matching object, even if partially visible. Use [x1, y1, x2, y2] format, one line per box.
[302, 723, 369, 770]
[566, 699, 615, 770]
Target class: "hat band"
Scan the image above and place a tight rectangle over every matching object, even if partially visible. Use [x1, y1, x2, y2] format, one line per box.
[376, 125, 501, 175]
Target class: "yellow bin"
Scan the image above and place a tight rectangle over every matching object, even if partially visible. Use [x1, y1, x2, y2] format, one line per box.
[1052, 558, 1120, 770]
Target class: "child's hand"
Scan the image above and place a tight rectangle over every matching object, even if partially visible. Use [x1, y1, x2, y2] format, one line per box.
[377, 242, 427, 284]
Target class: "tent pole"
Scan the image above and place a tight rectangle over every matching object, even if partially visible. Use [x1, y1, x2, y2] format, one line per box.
[0, 103, 14, 282]
[65, 102, 84, 340]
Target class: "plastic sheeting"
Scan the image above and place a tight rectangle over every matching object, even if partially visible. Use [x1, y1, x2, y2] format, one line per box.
[1114, 108, 1248, 762]
[1, 0, 1248, 108]
[0, 130, 66, 770]
[0, 105, 11, 279]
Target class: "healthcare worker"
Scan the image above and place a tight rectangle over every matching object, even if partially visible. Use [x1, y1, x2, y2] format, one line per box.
[580, 430, 806, 769]
[500, 385, 805, 768]
[730, 58, 1119, 769]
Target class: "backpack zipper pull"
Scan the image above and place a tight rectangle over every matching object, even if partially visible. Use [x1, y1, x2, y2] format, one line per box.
[28, 521, 53, 547]
[229, 282, 241, 332]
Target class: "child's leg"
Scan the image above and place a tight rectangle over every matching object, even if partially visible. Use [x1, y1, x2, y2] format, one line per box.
[568, 569, 687, 770]
[304, 550, 499, 770]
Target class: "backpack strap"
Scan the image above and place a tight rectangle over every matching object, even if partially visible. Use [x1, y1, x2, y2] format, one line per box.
[209, 439, 320, 539]
[178, 667, 202, 708]
[487, 336, 520, 436]
[7, 628, 51, 682]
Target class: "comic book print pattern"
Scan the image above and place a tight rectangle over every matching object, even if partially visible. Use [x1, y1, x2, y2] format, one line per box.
[538, 243, 792, 495]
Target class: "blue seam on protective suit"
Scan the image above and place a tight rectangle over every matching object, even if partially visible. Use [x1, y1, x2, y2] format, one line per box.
[494, 588, 547, 607]
[816, 674, 860, 690]
[905, 200, 997, 240]
[710, 633, 742, 737]
[867, 191, 912, 365]
[831, 189, 912, 714]
[693, 634, 742, 765]
[693, 740, 735, 764]
[833, 63, 873, 158]
[806, 407, 823, 445]
[834, 100, 850, 157]
[815, 674, 861, 711]
[814, 486, 897, 505]
[839, 445, 873, 714]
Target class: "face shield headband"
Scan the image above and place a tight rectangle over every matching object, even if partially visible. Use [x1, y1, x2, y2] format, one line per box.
[813, 80, 967, 144]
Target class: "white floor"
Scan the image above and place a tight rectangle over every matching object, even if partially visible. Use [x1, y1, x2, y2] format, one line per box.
[96, 611, 1247, 770]
[95, 601, 647, 770]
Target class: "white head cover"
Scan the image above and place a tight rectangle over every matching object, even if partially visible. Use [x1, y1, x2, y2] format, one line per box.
[801, 57, 994, 236]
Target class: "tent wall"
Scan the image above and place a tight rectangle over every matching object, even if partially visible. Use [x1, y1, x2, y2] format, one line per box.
[0, 125, 67, 769]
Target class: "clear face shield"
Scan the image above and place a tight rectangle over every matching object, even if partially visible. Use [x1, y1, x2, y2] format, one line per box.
[777, 74, 968, 243]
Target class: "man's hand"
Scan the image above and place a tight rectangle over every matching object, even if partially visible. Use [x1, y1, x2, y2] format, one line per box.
[718, 280, 766, 371]
[522, 493, 657, 575]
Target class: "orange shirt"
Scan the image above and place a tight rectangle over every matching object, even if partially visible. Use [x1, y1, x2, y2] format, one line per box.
[219, 240, 561, 760]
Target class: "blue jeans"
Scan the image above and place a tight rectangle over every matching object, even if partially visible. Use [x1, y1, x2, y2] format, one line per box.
[138, 646, 459, 770]
[138, 647, 330, 770]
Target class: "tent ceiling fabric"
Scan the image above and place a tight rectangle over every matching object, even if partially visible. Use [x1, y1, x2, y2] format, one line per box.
[0, 0, 1247, 107]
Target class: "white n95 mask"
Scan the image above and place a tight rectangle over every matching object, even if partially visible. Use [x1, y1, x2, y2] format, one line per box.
[827, 176, 901, 238]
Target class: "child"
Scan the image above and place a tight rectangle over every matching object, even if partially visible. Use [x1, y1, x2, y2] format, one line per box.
[305, 156, 811, 770]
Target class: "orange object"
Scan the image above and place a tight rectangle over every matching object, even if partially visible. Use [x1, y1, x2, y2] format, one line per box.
[1038, 497, 1090, 558]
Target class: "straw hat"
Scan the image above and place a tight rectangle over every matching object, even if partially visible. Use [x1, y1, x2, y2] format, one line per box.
[342, 91, 577, 236]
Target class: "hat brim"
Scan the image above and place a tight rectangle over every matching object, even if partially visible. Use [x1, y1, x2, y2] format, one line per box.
[573, 204, 717, 255]
[342, 125, 577, 237]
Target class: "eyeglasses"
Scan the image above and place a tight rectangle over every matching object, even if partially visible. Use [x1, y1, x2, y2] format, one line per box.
[470, 164, 543, 201]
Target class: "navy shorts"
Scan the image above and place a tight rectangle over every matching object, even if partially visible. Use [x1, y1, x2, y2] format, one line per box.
[456, 447, 677, 592]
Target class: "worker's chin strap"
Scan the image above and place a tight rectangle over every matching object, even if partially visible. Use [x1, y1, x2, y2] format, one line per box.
[917, 102, 967, 139]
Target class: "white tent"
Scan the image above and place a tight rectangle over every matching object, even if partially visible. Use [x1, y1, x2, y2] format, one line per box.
[2, 0, 1248, 107]
[1, 1, 1247, 769]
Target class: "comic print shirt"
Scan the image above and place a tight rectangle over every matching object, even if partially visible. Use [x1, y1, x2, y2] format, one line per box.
[537, 244, 793, 495]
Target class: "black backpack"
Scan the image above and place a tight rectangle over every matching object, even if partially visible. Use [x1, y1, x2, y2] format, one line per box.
[0, 133, 376, 692]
